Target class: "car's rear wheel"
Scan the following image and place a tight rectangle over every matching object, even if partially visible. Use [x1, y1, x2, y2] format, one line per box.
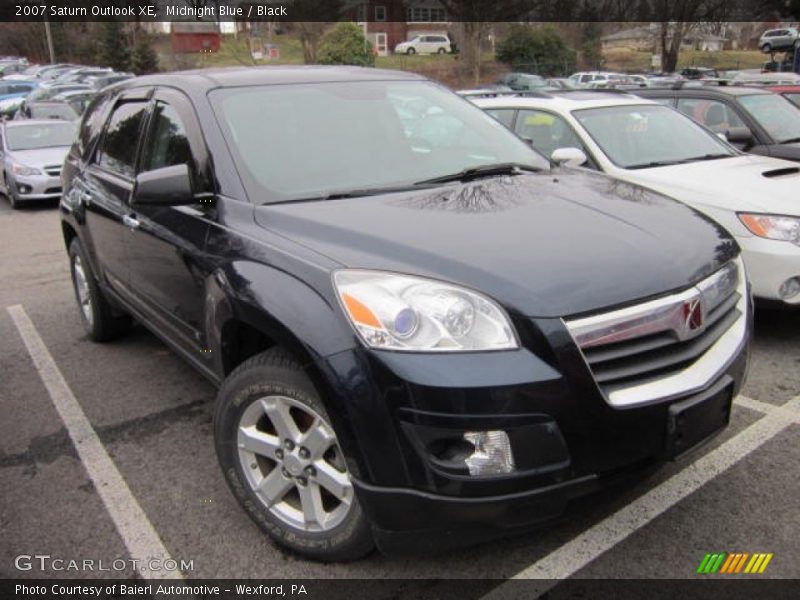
[68, 238, 130, 342]
[406, 47, 416, 55]
[214, 348, 374, 561]
[761, 43, 772, 53]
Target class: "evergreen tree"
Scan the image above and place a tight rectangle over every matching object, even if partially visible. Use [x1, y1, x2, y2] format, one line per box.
[131, 34, 159, 75]
[98, 22, 130, 71]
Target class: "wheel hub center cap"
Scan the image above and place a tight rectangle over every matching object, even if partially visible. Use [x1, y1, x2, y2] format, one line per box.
[284, 454, 303, 476]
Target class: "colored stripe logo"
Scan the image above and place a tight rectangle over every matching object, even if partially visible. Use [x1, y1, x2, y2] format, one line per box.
[697, 552, 773, 574]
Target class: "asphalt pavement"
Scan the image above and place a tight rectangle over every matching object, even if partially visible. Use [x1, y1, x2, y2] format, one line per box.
[1, 196, 798, 590]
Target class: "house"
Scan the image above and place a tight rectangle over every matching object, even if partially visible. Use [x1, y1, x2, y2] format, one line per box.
[170, 22, 221, 54]
[601, 24, 729, 53]
[343, 0, 450, 56]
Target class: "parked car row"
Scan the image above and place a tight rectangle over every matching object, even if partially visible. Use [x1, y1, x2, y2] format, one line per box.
[0, 62, 134, 208]
[470, 85, 800, 307]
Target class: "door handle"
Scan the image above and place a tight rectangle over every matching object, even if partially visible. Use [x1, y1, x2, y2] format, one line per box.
[122, 214, 140, 230]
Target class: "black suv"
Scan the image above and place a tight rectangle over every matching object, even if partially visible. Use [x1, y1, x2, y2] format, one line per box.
[637, 85, 800, 162]
[61, 67, 750, 560]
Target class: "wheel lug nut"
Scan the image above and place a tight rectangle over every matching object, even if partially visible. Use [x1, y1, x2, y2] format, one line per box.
[281, 468, 291, 478]
[284, 439, 295, 450]
[304, 466, 316, 477]
[250, 463, 257, 469]
[297, 476, 307, 486]
[298, 447, 310, 459]
[275, 449, 284, 460]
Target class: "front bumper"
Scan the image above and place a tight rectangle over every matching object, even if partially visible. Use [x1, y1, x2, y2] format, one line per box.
[312, 306, 750, 552]
[739, 235, 800, 305]
[9, 173, 62, 201]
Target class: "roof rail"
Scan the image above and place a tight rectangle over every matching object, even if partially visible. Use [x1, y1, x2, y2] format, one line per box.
[456, 90, 553, 99]
[553, 87, 638, 95]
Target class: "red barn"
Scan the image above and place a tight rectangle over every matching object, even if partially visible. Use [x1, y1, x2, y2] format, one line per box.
[171, 22, 221, 54]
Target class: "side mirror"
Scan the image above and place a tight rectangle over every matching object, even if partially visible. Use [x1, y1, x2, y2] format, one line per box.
[551, 147, 588, 167]
[133, 163, 194, 206]
[724, 126, 753, 146]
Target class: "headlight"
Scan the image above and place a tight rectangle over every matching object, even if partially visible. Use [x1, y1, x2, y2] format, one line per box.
[739, 213, 800, 246]
[11, 163, 42, 176]
[333, 270, 518, 352]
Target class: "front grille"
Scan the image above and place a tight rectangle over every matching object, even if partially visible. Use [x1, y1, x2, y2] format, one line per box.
[583, 292, 740, 387]
[44, 165, 61, 177]
[45, 187, 62, 195]
[565, 260, 747, 407]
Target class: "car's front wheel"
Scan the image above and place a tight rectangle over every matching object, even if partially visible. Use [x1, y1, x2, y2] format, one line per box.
[4, 174, 19, 209]
[437, 47, 447, 54]
[68, 238, 130, 341]
[214, 348, 374, 561]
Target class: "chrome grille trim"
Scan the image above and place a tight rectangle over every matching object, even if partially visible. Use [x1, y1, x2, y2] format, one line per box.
[565, 258, 748, 408]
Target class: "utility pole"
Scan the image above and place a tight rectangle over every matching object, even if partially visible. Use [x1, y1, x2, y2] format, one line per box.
[44, 18, 56, 63]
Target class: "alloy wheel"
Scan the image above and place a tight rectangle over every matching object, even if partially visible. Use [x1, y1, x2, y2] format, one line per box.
[236, 395, 353, 533]
[72, 255, 94, 326]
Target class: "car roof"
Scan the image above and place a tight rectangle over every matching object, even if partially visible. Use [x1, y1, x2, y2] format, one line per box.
[638, 85, 772, 97]
[115, 66, 426, 94]
[767, 85, 800, 92]
[472, 90, 660, 111]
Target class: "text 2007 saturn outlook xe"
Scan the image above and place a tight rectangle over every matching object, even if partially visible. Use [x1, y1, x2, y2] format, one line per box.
[60, 67, 750, 560]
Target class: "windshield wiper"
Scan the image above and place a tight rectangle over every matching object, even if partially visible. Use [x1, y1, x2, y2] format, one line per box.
[627, 154, 732, 169]
[271, 184, 438, 204]
[780, 137, 800, 145]
[678, 153, 734, 162]
[415, 162, 540, 185]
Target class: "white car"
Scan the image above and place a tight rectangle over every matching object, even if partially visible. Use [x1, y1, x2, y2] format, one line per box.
[394, 34, 451, 55]
[472, 92, 800, 306]
[758, 27, 800, 53]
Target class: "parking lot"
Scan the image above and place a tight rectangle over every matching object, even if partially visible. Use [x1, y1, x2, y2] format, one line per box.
[1, 196, 799, 588]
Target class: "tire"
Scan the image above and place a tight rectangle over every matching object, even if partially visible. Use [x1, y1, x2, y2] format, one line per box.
[4, 175, 18, 209]
[214, 348, 374, 561]
[68, 238, 131, 342]
[437, 47, 447, 54]
[761, 43, 772, 53]
[406, 47, 416, 55]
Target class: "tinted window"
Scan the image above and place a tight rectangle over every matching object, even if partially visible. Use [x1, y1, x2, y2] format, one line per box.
[96, 100, 148, 178]
[676, 98, 745, 133]
[77, 94, 111, 158]
[141, 102, 192, 173]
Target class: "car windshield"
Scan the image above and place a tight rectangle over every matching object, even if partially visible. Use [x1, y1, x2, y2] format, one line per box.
[783, 92, 800, 108]
[573, 104, 735, 169]
[210, 80, 549, 203]
[5, 122, 76, 150]
[737, 93, 800, 143]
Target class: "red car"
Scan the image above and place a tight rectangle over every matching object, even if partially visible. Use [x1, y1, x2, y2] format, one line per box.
[767, 85, 800, 108]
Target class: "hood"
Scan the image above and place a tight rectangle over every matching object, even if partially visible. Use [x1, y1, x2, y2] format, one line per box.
[254, 170, 736, 318]
[627, 155, 800, 215]
[7, 146, 70, 169]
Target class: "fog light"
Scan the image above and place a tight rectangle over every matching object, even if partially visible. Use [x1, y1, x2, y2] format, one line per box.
[18, 184, 32, 194]
[463, 431, 515, 476]
[779, 277, 800, 300]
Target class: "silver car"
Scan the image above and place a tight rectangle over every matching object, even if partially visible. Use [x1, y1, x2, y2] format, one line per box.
[758, 27, 800, 53]
[0, 120, 75, 208]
